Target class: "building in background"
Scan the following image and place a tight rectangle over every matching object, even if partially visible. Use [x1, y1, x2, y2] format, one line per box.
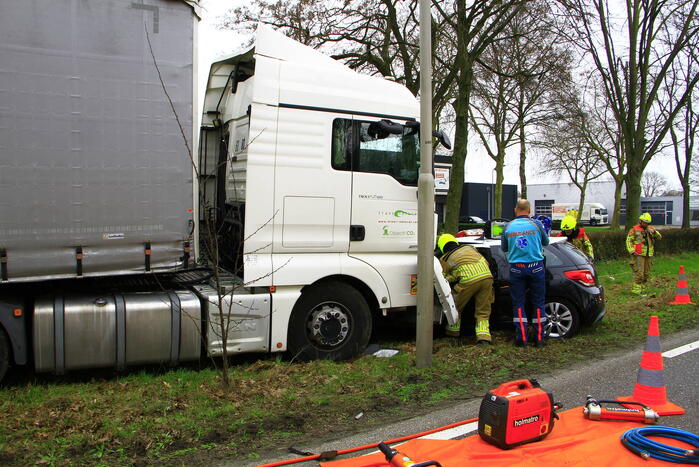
[460, 182, 517, 222]
[432, 155, 517, 225]
[528, 181, 697, 226]
[528, 181, 622, 223]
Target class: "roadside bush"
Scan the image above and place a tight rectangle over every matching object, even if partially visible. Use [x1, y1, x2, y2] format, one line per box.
[589, 227, 699, 261]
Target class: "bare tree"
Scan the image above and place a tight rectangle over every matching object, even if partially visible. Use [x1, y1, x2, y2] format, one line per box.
[147, 27, 292, 388]
[574, 78, 628, 229]
[692, 155, 699, 194]
[222, 0, 458, 128]
[667, 26, 699, 228]
[509, 1, 574, 199]
[469, 1, 574, 214]
[537, 90, 606, 220]
[559, 0, 699, 230]
[469, 44, 522, 218]
[641, 171, 669, 197]
[436, 0, 529, 231]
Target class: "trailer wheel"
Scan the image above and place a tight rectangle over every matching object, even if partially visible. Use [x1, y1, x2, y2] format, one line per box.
[0, 327, 9, 383]
[287, 282, 372, 361]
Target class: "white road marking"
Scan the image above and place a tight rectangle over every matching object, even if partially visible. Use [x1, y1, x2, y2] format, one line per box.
[367, 421, 479, 455]
[419, 422, 478, 440]
[662, 340, 699, 358]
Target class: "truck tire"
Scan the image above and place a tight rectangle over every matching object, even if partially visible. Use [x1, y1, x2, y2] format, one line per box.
[545, 298, 580, 338]
[287, 282, 372, 361]
[0, 327, 9, 383]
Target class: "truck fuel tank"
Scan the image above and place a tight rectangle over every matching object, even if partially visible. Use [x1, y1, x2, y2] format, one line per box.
[33, 291, 201, 374]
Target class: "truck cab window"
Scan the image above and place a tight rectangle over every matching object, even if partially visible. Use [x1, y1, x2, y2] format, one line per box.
[331, 119, 352, 171]
[358, 121, 419, 185]
[331, 118, 420, 185]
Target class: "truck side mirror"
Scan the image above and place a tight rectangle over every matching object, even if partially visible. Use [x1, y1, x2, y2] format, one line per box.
[377, 119, 404, 135]
[432, 130, 452, 150]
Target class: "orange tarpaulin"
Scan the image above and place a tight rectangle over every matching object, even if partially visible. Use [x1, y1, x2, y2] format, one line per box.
[322, 407, 693, 467]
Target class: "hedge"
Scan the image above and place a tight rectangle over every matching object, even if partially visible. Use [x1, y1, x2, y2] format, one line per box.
[588, 227, 699, 261]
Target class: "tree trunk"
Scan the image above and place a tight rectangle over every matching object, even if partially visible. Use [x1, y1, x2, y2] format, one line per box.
[444, 69, 472, 232]
[611, 177, 623, 230]
[577, 181, 587, 224]
[625, 162, 643, 231]
[494, 157, 505, 218]
[681, 185, 690, 229]
[518, 117, 527, 199]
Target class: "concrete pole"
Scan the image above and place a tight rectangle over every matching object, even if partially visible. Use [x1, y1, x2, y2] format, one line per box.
[416, 0, 434, 368]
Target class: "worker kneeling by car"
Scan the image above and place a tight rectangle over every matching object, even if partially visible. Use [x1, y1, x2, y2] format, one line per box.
[438, 234, 493, 345]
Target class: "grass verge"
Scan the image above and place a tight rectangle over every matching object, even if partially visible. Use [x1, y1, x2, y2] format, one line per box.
[1, 253, 698, 466]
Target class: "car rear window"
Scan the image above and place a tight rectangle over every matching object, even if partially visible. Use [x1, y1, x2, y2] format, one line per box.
[554, 242, 592, 265]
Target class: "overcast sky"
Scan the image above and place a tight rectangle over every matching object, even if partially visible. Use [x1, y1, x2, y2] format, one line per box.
[197, 0, 682, 191]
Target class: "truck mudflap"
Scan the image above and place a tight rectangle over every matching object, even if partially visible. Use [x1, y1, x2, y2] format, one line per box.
[433, 257, 459, 326]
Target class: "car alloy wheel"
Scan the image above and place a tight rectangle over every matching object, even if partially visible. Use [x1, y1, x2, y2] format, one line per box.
[545, 300, 579, 338]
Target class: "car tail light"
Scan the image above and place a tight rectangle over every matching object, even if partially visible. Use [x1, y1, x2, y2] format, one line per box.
[564, 269, 596, 286]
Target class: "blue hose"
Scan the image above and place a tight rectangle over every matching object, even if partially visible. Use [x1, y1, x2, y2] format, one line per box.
[621, 426, 699, 463]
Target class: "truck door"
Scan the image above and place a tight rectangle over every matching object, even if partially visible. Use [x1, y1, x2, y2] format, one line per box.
[345, 117, 420, 306]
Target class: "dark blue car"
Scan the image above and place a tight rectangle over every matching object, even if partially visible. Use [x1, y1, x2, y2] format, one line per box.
[457, 237, 605, 338]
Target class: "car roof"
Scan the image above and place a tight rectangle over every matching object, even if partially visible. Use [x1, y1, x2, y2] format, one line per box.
[457, 236, 566, 249]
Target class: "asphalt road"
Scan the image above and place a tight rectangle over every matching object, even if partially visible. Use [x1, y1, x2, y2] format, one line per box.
[235, 328, 699, 467]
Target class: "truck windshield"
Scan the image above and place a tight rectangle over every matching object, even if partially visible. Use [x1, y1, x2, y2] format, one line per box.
[601, 209, 608, 215]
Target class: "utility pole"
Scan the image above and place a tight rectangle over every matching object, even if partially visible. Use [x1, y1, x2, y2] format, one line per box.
[416, 0, 434, 368]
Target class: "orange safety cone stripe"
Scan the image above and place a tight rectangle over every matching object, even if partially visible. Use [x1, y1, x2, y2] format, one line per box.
[618, 315, 685, 416]
[639, 352, 663, 371]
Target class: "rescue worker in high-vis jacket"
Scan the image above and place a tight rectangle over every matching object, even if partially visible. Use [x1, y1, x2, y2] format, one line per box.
[626, 212, 662, 295]
[557, 215, 594, 259]
[437, 234, 493, 345]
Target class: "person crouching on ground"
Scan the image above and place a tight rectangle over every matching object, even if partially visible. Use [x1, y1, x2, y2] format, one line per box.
[437, 234, 494, 345]
[557, 215, 594, 259]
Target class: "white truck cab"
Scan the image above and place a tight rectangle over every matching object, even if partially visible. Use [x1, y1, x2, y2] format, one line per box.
[200, 26, 454, 360]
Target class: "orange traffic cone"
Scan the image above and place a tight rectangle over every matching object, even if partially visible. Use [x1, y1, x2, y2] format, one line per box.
[618, 316, 684, 415]
[669, 265, 695, 305]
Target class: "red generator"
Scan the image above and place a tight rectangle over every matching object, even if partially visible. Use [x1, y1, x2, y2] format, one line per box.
[478, 379, 558, 450]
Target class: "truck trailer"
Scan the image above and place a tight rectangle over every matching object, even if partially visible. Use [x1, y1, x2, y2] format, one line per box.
[0, 1, 456, 382]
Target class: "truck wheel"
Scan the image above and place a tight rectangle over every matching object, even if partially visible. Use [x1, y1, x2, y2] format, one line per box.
[287, 282, 372, 361]
[544, 299, 580, 338]
[590, 219, 597, 226]
[0, 328, 9, 383]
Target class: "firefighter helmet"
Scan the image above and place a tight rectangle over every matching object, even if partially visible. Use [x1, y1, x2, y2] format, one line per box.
[437, 233, 458, 253]
[561, 215, 577, 231]
[639, 212, 652, 223]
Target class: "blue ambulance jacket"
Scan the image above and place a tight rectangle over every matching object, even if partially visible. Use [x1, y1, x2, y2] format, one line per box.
[501, 215, 550, 263]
